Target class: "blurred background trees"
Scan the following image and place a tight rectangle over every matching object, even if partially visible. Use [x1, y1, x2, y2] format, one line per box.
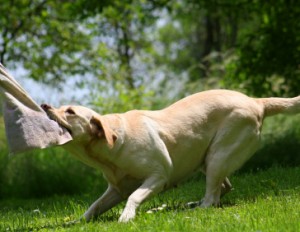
[1, 0, 300, 198]
[2, 0, 300, 105]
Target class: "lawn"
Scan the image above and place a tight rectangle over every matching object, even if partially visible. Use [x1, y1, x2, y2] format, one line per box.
[0, 166, 299, 231]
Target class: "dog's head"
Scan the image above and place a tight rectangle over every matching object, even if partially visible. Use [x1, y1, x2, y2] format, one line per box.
[41, 104, 117, 148]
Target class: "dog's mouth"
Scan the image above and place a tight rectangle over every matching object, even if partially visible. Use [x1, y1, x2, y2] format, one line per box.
[58, 120, 72, 135]
[41, 104, 73, 135]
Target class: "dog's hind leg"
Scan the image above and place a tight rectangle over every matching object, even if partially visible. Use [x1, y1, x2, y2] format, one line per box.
[200, 166, 232, 198]
[201, 118, 261, 208]
[185, 172, 232, 209]
[221, 177, 233, 197]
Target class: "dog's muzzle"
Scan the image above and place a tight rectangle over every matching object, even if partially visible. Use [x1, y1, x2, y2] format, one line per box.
[41, 104, 72, 134]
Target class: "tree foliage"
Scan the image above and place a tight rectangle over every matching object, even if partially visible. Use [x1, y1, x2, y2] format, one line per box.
[0, 0, 110, 86]
[227, 0, 300, 96]
[0, 0, 299, 98]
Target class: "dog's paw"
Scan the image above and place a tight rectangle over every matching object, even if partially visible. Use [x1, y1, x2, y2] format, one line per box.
[118, 209, 136, 223]
[200, 198, 220, 208]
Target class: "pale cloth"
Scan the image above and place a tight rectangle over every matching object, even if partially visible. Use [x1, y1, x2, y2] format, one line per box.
[0, 63, 72, 154]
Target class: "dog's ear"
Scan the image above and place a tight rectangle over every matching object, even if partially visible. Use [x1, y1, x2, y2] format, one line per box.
[90, 116, 117, 149]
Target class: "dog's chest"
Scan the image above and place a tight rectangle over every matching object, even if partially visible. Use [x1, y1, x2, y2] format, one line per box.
[66, 144, 129, 185]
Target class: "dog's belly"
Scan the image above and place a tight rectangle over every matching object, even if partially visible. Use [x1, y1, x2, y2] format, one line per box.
[169, 155, 206, 185]
[166, 138, 211, 185]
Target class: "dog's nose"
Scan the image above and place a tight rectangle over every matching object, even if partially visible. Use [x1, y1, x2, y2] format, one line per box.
[41, 104, 52, 111]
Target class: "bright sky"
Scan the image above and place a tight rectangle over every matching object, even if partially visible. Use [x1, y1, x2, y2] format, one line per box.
[10, 68, 90, 107]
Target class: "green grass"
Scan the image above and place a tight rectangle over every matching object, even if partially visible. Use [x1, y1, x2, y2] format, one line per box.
[1, 166, 299, 231]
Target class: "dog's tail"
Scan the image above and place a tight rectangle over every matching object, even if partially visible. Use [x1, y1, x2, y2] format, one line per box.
[257, 96, 300, 118]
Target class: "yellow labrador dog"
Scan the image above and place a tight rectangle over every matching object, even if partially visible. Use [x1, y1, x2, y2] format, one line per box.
[41, 89, 300, 222]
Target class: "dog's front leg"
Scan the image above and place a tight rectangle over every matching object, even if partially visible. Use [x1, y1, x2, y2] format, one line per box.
[84, 185, 123, 222]
[118, 175, 166, 223]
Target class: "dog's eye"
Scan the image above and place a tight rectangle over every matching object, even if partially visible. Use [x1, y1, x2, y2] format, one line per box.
[66, 108, 75, 115]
